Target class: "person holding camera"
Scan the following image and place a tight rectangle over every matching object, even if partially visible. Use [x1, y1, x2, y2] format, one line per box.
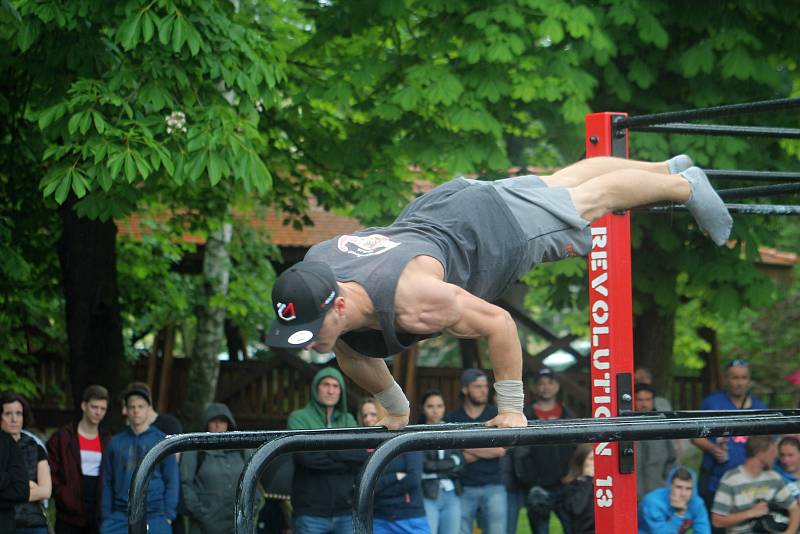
[711, 435, 799, 533]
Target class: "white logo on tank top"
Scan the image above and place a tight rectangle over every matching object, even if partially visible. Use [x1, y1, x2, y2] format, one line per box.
[337, 234, 401, 257]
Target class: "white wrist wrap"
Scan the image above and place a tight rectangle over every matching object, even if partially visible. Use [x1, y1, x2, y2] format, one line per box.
[375, 381, 410, 415]
[494, 380, 524, 413]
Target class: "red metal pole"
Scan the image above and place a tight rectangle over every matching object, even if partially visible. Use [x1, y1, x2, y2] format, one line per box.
[585, 112, 637, 533]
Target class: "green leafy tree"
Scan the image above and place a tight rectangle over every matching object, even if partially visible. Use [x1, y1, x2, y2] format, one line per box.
[1, 0, 281, 413]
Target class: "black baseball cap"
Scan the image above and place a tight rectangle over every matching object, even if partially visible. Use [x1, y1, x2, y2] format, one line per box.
[461, 368, 487, 386]
[266, 261, 338, 348]
[123, 386, 152, 406]
[534, 368, 557, 382]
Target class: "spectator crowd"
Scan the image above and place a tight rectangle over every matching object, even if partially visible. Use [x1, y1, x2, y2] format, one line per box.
[1, 358, 799, 533]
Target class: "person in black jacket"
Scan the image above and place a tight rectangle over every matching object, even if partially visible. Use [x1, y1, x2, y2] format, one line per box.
[360, 398, 430, 533]
[1, 391, 51, 533]
[419, 390, 462, 534]
[560, 445, 594, 534]
[0, 431, 30, 533]
[512, 369, 575, 534]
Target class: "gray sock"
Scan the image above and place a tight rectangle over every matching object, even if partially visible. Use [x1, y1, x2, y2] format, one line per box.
[681, 166, 732, 246]
[667, 154, 693, 175]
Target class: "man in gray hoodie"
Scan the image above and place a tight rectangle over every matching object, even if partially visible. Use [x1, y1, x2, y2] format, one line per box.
[180, 403, 248, 534]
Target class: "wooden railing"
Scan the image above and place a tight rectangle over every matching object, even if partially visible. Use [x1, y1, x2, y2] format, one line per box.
[32, 353, 705, 430]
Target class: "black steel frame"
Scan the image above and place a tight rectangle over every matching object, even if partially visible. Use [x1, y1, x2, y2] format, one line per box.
[126, 411, 800, 534]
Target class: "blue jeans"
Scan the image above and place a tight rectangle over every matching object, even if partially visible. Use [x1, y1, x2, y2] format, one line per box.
[374, 516, 432, 534]
[293, 514, 353, 534]
[506, 488, 526, 534]
[459, 484, 507, 534]
[424, 488, 461, 534]
[100, 512, 171, 534]
[526, 486, 572, 534]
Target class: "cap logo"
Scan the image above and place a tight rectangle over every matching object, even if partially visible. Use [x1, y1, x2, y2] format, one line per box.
[277, 302, 296, 321]
[321, 290, 336, 308]
[288, 330, 313, 345]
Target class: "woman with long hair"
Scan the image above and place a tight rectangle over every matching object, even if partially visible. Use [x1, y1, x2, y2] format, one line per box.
[560, 444, 594, 534]
[419, 390, 462, 534]
[360, 397, 430, 534]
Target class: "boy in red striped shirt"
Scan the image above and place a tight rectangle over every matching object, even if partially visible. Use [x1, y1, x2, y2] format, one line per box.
[47, 385, 110, 534]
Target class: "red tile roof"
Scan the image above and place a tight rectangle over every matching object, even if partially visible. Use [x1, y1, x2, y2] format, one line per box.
[116, 170, 798, 269]
[247, 205, 363, 247]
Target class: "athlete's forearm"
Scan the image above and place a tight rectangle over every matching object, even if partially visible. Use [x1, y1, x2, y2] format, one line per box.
[486, 315, 525, 414]
[334, 340, 409, 416]
[486, 314, 523, 383]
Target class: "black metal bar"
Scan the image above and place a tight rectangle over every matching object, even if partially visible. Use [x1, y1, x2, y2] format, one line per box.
[352, 411, 800, 534]
[616, 97, 800, 129]
[706, 170, 800, 183]
[128, 431, 287, 534]
[642, 203, 800, 216]
[234, 428, 396, 534]
[132, 410, 800, 533]
[626, 123, 800, 139]
[717, 183, 800, 200]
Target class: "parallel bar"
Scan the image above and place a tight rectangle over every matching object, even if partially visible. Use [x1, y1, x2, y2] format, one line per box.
[642, 203, 800, 216]
[616, 97, 800, 129]
[627, 123, 800, 139]
[352, 412, 800, 533]
[130, 411, 800, 533]
[717, 183, 800, 200]
[235, 428, 395, 534]
[129, 431, 288, 534]
[706, 170, 800, 182]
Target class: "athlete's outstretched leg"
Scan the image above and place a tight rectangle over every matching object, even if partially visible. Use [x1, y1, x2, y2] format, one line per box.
[568, 166, 732, 245]
[542, 155, 692, 188]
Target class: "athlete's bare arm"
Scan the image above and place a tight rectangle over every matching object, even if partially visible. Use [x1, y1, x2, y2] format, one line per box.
[333, 339, 410, 430]
[395, 266, 527, 428]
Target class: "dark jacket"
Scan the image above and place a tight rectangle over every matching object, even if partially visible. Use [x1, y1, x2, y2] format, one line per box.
[513, 404, 575, 490]
[101, 425, 179, 520]
[562, 477, 594, 534]
[15, 432, 48, 528]
[46, 422, 111, 527]
[287, 368, 366, 517]
[373, 452, 426, 521]
[180, 403, 249, 534]
[0, 432, 30, 533]
[421, 449, 463, 500]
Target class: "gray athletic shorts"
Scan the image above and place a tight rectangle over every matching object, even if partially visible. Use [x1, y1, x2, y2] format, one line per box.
[466, 174, 591, 265]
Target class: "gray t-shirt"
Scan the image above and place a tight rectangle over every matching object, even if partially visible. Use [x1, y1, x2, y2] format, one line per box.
[305, 178, 529, 357]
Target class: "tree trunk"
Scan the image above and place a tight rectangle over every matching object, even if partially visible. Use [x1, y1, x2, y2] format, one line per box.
[181, 222, 232, 431]
[633, 302, 677, 394]
[58, 199, 128, 429]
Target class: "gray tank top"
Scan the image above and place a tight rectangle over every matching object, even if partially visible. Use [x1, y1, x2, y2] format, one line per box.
[304, 178, 528, 357]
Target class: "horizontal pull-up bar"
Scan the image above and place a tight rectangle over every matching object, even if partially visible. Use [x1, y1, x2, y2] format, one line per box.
[615, 97, 800, 129]
[706, 170, 800, 182]
[642, 203, 800, 215]
[352, 410, 800, 534]
[717, 183, 800, 200]
[625, 123, 800, 139]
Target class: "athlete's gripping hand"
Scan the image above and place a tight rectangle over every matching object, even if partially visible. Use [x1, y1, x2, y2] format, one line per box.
[486, 411, 528, 428]
[378, 411, 410, 430]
